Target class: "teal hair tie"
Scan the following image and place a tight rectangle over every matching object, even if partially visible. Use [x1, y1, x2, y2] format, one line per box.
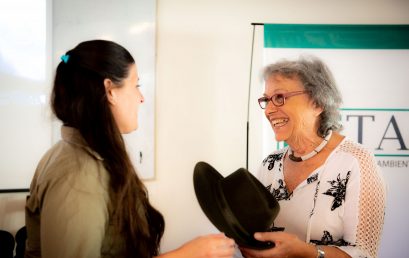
[61, 54, 70, 64]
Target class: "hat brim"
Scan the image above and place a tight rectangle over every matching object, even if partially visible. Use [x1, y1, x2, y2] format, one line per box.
[193, 162, 274, 249]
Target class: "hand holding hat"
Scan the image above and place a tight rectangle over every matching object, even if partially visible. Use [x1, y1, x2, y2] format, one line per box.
[193, 161, 283, 250]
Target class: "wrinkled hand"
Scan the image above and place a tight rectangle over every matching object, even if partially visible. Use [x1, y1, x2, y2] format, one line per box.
[177, 233, 236, 258]
[240, 232, 309, 258]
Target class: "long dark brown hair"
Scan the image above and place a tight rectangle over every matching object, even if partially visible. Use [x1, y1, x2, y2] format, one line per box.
[51, 40, 164, 257]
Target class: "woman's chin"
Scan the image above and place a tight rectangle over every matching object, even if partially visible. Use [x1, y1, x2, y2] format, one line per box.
[272, 130, 285, 142]
[275, 136, 286, 142]
[121, 124, 138, 134]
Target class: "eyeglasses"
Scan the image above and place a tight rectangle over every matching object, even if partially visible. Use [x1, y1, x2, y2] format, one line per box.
[258, 91, 306, 109]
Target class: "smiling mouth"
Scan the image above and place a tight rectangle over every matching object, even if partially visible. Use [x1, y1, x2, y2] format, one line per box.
[270, 118, 289, 127]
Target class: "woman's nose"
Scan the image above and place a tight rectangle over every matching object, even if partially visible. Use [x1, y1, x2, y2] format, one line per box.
[265, 101, 278, 113]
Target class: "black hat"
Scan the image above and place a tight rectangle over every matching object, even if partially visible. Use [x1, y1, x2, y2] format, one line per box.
[193, 161, 281, 249]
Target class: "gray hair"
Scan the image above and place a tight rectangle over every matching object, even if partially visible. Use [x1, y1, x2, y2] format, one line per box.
[263, 55, 343, 137]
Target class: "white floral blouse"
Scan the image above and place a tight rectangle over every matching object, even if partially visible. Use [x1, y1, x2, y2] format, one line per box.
[257, 138, 386, 258]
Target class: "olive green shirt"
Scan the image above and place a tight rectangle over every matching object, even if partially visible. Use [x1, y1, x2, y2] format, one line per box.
[25, 126, 124, 258]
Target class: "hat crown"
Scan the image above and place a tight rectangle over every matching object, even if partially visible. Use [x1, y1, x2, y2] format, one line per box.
[221, 168, 279, 233]
[193, 162, 280, 249]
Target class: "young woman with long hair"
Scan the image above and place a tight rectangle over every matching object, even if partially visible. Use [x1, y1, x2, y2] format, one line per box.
[25, 40, 235, 258]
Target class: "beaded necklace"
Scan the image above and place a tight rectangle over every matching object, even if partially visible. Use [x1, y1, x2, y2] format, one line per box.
[288, 130, 333, 162]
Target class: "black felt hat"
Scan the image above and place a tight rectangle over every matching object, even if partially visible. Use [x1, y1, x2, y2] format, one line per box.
[193, 161, 282, 249]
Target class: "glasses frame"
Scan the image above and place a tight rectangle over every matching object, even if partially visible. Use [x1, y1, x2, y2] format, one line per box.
[258, 90, 306, 109]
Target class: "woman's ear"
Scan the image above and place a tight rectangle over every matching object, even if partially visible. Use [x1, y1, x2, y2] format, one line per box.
[311, 101, 323, 117]
[104, 78, 116, 105]
[314, 104, 323, 117]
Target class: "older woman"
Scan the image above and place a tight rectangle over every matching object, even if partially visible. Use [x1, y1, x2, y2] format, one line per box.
[240, 56, 386, 258]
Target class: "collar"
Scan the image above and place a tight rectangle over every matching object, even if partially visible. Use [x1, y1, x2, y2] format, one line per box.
[61, 126, 104, 161]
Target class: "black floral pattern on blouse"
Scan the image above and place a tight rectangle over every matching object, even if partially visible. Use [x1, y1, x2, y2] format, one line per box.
[262, 153, 284, 170]
[310, 230, 354, 247]
[307, 173, 318, 184]
[271, 179, 292, 201]
[310, 181, 320, 217]
[322, 171, 351, 211]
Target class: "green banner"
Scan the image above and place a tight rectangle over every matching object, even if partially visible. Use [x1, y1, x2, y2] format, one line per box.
[264, 24, 409, 49]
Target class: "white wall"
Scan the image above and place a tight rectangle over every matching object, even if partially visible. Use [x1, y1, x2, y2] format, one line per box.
[1, 0, 408, 256]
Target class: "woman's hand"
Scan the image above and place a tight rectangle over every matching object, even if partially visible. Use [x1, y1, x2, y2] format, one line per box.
[239, 232, 315, 258]
[159, 233, 236, 258]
